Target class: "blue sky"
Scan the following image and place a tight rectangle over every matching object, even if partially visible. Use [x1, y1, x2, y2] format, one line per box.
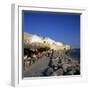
[23, 11, 80, 48]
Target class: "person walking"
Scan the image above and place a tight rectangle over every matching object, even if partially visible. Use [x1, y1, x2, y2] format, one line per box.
[48, 49, 54, 67]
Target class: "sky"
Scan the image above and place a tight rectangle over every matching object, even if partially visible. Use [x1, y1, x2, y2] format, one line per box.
[23, 11, 80, 48]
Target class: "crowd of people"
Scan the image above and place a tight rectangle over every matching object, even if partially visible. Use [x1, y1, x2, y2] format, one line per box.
[24, 48, 80, 76]
[24, 47, 50, 71]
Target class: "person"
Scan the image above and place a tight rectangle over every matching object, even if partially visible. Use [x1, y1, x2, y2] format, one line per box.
[47, 50, 51, 57]
[48, 49, 54, 67]
[27, 57, 31, 66]
[58, 57, 63, 68]
[35, 49, 38, 55]
[48, 59, 53, 67]
[50, 49, 54, 59]
[24, 55, 28, 71]
[32, 54, 37, 64]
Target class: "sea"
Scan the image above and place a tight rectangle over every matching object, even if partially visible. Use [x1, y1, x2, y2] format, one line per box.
[66, 48, 80, 60]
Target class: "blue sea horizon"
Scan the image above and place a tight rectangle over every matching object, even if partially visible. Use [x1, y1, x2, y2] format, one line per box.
[67, 48, 80, 60]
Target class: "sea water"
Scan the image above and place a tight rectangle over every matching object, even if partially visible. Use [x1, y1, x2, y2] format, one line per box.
[66, 49, 80, 60]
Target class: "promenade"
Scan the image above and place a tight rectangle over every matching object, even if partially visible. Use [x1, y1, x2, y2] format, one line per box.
[24, 50, 80, 77]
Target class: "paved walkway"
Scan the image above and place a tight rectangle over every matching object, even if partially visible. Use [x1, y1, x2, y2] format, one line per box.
[24, 56, 50, 77]
[24, 51, 80, 77]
